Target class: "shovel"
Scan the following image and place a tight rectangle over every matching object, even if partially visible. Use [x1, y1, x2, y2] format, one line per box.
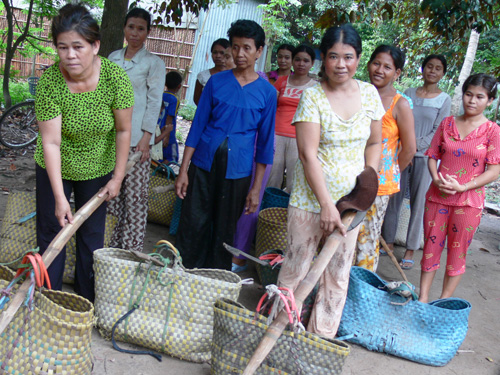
[241, 166, 379, 375]
[0, 152, 142, 335]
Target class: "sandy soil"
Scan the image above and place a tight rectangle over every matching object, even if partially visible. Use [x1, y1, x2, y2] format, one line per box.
[0, 141, 499, 375]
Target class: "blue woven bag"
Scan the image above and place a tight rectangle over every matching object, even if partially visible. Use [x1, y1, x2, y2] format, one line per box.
[260, 187, 290, 210]
[338, 267, 471, 366]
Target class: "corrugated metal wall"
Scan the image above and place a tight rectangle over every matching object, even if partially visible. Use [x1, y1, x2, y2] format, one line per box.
[185, 0, 267, 105]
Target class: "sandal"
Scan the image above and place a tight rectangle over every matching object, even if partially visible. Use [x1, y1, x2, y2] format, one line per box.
[231, 263, 248, 273]
[399, 259, 414, 270]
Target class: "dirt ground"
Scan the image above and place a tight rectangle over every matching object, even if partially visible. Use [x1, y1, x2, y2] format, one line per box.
[0, 145, 499, 375]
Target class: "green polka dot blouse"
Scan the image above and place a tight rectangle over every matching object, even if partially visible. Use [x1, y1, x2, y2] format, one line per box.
[34, 57, 134, 181]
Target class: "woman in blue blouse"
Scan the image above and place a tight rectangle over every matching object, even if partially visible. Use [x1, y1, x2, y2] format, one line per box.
[175, 20, 276, 270]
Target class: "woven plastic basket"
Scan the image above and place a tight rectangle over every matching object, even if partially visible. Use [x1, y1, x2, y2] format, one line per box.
[94, 243, 244, 363]
[260, 187, 290, 210]
[169, 197, 183, 235]
[28, 76, 39, 96]
[0, 266, 94, 374]
[0, 191, 117, 284]
[394, 198, 424, 249]
[147, 172, 176, 226]
[211, 298, 350, 374]
[255, 207, 287, 284]
[338, 267, 471, 366]
[257, 249, 283, 287]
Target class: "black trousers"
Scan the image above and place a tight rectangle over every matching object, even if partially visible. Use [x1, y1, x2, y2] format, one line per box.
[36, 164, 111, 302]
[175, 141, 251, 270]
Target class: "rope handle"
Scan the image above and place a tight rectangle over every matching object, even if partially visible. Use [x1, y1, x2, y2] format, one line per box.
[14, 251, 51, 289]
[151, 240, 185, 269]
[151, 161, 179, 180]
[256, 285, 301, 325]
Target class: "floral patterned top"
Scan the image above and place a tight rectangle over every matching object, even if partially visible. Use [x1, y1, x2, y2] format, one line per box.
[377, 92, 413, 196]
[425, 116, 500, 209]
[290, 80, 385, 213]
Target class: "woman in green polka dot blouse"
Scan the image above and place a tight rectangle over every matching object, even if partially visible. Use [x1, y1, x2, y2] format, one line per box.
[34, 4, 134, 302]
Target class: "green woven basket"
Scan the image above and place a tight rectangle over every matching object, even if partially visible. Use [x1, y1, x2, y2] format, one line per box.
[256, 249, 283, 288]
[94, 245, 244, 363]
[147, 173, 176, 226]
[0, 266, 94, 374]
[255, 207, 287, 284]
[211, 298, 350, 374]
[0, 191, 117, 284]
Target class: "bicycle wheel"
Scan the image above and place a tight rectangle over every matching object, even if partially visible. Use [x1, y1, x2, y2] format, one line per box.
[0, 100, 38, 149]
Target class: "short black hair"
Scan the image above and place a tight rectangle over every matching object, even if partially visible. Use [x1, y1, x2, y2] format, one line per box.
[51, 3, 100, 45]
[462, 73, 498, 99]
[211, 38, 230, 52]
[369, 45, 405, 71]
[125, 7, 152, 31]
[227, 19, 265, 49]
[293, 44, 315, 63]
[320, 24, 362, 58]
[165, 71, 183, 90]
[422, 54, 447, 74]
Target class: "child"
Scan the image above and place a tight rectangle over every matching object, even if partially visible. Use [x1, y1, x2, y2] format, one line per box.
[419, 73, 500, 302]
[155, 71, 183, 163]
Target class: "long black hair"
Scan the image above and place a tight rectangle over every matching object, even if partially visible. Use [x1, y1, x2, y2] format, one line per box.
[369, 45, 405, 71]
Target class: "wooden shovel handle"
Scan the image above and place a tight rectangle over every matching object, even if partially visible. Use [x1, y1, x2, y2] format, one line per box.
[379, 236, 409, 283]
[0, 152, 142, 335]
[242, 211, 357, 375]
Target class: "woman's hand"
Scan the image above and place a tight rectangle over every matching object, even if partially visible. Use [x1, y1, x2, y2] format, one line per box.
[99, 177, 123, 201]
[55, 197, 73, 228]
[175, 170, 189, 199]
[437, 172, 464, 195]
[245, 186, 260, 214]
[136, 133, 151, 163]
[320, 202, 346, 236]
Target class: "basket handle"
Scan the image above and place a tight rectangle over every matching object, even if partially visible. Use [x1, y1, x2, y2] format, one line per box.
[153, 240, 184, 268]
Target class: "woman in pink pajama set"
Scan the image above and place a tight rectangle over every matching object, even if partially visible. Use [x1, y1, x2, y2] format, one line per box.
[419, 73, 500, 302]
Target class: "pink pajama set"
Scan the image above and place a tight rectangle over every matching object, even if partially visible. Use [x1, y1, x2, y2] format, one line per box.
[423, 117, 500, 276]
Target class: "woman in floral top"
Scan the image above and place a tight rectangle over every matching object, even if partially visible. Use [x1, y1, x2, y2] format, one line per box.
[276, 24, 384, 337]
[419, 73, 500, 302]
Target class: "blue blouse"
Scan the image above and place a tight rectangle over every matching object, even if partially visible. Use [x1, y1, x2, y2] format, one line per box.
[186, 70, 276, 179]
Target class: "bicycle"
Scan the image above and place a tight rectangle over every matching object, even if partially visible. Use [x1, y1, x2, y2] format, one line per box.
[0, 76, 40, 149]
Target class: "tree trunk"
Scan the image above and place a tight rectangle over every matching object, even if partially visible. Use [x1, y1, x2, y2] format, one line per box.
[2, 0, 14, 109]
[99, 0, 129, 58]
[451, 30, 480, 116]
[265, 41, 274, 72]
[2, 0, 34, 109]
